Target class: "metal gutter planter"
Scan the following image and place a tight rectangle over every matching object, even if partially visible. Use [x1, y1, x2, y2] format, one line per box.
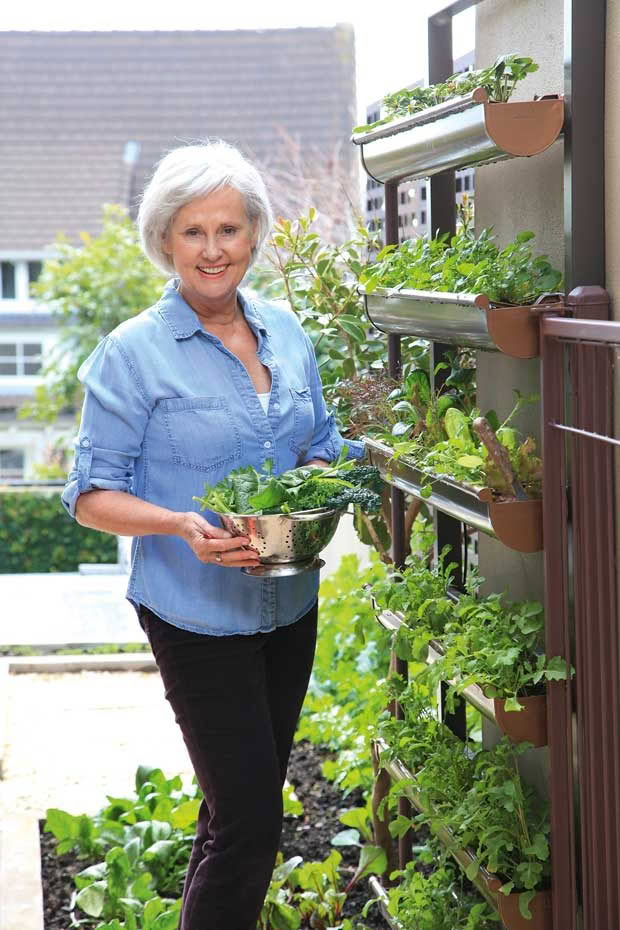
[374, 738, 552, 930]
[365, 437, 543, 553]
[354, 89, 564, 183]
[361, 287, 562, 358]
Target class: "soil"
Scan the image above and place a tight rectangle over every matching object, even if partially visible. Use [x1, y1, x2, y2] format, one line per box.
[40, 739, 389, 930]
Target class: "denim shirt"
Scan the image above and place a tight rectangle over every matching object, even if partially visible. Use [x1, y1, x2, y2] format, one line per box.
[61, 280, 365, 635]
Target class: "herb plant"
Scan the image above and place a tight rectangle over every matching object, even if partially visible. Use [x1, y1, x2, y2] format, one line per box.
[353, 55, 539, 134]
[360, 221, 562, 306]
[386, 859, 501, 930]
[378, 680, 552, 915]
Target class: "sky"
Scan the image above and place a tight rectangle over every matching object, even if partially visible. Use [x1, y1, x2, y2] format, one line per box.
[2, 0, 476, 124]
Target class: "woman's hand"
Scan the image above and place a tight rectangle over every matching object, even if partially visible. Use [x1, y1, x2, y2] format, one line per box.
[178, 512, 261, 568]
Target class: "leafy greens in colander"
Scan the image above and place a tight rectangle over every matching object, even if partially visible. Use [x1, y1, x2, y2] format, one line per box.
[193, 451, 382, 516]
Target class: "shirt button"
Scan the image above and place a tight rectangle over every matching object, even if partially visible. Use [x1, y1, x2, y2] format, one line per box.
[264, 440, 272, 449]
[274, 402, 280, 410]
[80, 438, 91, 448]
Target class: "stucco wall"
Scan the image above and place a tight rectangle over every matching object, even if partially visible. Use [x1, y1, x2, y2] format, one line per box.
[475, 0, 564, 606]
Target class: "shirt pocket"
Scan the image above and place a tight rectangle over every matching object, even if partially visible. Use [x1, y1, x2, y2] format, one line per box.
[288, 385, 315, 456]
[158, 395, 242, 472]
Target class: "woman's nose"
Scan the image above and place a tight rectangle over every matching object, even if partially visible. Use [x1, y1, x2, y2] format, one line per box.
[201, 236, 222, 260]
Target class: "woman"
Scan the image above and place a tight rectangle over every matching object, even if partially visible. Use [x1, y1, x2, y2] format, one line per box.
[61, 140, 364, 930]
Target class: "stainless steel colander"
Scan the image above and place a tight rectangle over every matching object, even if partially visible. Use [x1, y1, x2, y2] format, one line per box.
[220, 508, 343, 577]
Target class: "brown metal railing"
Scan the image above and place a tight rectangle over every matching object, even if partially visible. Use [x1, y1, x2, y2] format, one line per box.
[542, 291, 620, 930]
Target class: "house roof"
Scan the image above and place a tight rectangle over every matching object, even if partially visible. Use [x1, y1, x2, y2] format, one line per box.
[0, 28, 357, 251]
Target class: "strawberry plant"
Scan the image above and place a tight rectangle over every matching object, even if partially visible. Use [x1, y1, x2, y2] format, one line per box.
[353, 54, 539, 135]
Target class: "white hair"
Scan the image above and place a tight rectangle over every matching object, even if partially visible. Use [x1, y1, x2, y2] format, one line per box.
[137, 140, 274, 275]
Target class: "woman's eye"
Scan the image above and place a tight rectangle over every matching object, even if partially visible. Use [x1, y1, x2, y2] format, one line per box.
[222, 227, 237, 235]
[185, 229, 200, 237]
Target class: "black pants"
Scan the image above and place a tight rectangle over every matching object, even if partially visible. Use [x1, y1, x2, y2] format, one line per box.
[139, 602, 318, 930]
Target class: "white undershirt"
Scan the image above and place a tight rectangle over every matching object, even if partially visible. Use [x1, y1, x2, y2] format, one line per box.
[257, 392, 270, 414]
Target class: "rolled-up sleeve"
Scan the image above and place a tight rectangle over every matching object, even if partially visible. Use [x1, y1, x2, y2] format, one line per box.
[301, 331, 365, 464]
[61, 336, 152, 518]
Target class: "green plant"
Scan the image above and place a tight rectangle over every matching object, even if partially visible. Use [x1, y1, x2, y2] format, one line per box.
[22, 204, 165, 424]
[45, 764, 309, 930]
[378, 681, 552, 916]
[0, 492, 117, 572]
[258, 855, 303, 930]
[353, 55, 539, 134]
[379, 385, 543, 500]
[431, 587, 572, 711]
[263, 210, 385, 413]
[385, 859, 500, 929]
[360, 220, 562, 306]
[193, 455, 382, 516]
[296, 553, 391, 796]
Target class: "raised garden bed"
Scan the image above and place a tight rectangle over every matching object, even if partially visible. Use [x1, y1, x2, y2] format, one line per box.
[361, 286, 563, 358]
[365, 437, 543, 553]
[353, 89, 564, 183]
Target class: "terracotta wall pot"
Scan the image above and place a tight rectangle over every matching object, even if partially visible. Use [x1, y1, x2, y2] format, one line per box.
[494, 694, 548, 747]
[498, 888, 552, 930]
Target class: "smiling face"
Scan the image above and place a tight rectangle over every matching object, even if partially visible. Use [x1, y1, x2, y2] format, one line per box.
[162, 186, 257, 319]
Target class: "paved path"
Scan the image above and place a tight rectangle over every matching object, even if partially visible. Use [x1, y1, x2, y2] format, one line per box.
[0, 670, 193, 819]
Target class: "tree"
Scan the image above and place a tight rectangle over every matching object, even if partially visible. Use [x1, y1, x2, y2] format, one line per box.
[21, 204, 165, 423]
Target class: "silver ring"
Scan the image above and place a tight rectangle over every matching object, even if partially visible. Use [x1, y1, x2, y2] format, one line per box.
[214, 552, 223, 563]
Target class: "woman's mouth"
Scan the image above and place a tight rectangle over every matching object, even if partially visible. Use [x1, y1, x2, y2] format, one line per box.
[197, 265, 227, 278]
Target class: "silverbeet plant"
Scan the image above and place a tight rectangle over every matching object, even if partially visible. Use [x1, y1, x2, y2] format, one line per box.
[353, 54, 539, 134]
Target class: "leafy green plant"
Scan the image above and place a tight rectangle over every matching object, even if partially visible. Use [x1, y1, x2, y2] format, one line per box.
[430, 587, 572, 711]
[193, 454, 382, 516]
[385, 859, 500, 929]
[263, 210, 385, 414]
[0, 492, 117, 573]
[296, 553, 391, 796]
[258, 855, 303, 930]
[378, 382, 543, 500]
[353, 55, 539, 134]
[378, 683, 551, 915]
[360, 219, 562, 306]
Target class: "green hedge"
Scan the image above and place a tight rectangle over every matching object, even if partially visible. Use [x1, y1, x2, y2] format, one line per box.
[0, 492, 117, 573]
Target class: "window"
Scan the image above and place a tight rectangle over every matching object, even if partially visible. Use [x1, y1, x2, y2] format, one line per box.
[455, 178, 463, 193]
[408, 188, 416, 200]
[367, 199, 373, 212]
[421, 186, 427, 201]
[398, 214, 404, 227]
[28, 261, 42, 285]
[1, 262, 15, 299]
[0, 342, 42, 376]
[400, 191, 406, 204]
[464, 176, 471, 191]
[421, 211, 427, 225]
[0, 449, 24, 479]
